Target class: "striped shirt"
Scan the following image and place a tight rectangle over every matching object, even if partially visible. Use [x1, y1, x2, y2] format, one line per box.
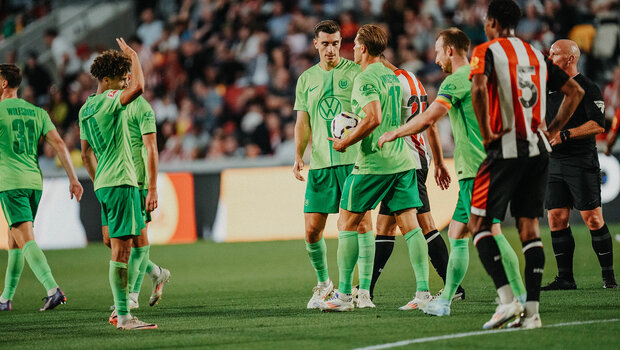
[394, 68, 431, 169]
[470, 37, 569, 159]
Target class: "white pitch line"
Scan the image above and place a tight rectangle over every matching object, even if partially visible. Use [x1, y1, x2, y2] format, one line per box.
[353, 318, 620, 350]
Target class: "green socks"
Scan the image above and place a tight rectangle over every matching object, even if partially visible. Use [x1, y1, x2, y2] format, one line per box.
[357, 231, 375, 290]
[109, 260, 130, 315]
[22, 240, 57, 292]
[440, 238, 470, 302]
[337, 231, 358, 294]
[305, 238, 329, 283]
[128, 246, 150, 293]
[404, 228, 429, 292]
[1, 249, 24, 301]
[494, 234, 527, 301]
[146, 260, 155, 274]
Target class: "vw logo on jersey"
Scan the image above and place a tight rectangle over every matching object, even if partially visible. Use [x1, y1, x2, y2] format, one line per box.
[318, 96, 342, 121]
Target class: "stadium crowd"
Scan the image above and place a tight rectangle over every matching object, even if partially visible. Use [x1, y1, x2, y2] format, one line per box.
[2, 0, 620, 168]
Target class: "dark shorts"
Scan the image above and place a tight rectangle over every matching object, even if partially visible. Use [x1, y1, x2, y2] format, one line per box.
[545, 156, 602, 211]
[471, 153, 549, 220]
[379, 168, 429, 215]
[0, 189, 42, 227]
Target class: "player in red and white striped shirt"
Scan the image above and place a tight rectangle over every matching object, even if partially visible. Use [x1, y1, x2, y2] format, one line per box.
[468, 0, 584, 330]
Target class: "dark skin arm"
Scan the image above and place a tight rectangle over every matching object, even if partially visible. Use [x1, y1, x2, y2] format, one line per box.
[471, 74, 511, 147]
[328, 100, 381, 152]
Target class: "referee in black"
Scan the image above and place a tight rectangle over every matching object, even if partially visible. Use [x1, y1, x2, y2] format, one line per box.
[542, 39, 617, 290]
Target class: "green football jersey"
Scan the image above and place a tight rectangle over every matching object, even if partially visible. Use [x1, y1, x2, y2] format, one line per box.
[350, 62, 416, 175]
[435, 65, 486, 180]
[294, 58, 361, 169]
[79, 90, 138, 190]
[0, 98, 56, 192]
[125, 96, 156, 190]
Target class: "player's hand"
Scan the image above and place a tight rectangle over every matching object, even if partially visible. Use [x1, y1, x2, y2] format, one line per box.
[546, 131, 562, 146]
[378, 131, 398, 149]
[145, 188, 158, 212]
[434, 162, 451, 190]
[327, 137, 347, 152]
[293, 156, 305, 181]
[69, 180, 83, 202]
[116, 37, 137, 57]
[482, 128, 511, 148]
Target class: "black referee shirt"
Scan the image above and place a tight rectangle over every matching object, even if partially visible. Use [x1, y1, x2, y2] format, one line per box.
[546, 73, 605, 159]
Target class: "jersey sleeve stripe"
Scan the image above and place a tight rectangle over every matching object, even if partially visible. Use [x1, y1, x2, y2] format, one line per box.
[435, 97, 452, 110]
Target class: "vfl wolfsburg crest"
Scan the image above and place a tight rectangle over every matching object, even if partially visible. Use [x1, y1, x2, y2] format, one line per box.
[318, 96, 342, 121]
[338, 79, 349, 89]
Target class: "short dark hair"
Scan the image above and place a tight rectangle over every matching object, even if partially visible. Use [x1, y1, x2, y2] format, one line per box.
[487, 0, 522, 30]
[356, 24, 387, 57]
[0, 64, 22, 88]
[438, 27, 470, 53]
[90, 49, 132, 81]
[314, 20, 340, 38]
[44, 28, 58, 37]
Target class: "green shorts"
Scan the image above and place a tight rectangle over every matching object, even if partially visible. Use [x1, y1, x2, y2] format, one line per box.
[97, 185, 145, 238]
[304, 164, 354, 213]
[453, 178, 499, 224]
[340, 169, 422, 213]
[140, 189, 152, 223]
[0, 189, 42, 227]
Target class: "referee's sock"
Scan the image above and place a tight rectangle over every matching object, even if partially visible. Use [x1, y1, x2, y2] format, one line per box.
[424, 229, 449, 284]
[473, 230, 510, 290]
[590, 224, 615, 280]
[523, 238, 545, 303]
[550, 227, 575, 281]
[369, 235, 395, 297]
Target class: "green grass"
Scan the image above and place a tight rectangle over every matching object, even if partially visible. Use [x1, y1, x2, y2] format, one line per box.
[1, 224, 620, 349]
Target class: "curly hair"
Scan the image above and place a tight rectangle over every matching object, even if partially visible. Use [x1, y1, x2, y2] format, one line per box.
[487, 0, 522, 30]
[90, 49, 132, 81]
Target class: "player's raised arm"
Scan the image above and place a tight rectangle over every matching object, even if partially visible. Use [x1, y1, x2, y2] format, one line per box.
[378, 102, 449, 148]
[329, 100, 381, 152]
[45, 129, 83, 201]
[117, 37, 144, 106]
[293, 111, 311, 181]
[143, 132, 159, 212]
[80, 139, 97, 182]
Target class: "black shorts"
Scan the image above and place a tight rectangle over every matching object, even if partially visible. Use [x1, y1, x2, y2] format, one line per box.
[379, 168, 430, 215]
[545, 156, 602, 211]
[471, 153, 549, 220]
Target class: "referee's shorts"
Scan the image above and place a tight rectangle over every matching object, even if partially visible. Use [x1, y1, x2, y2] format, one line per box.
[545, 155, 602, 211]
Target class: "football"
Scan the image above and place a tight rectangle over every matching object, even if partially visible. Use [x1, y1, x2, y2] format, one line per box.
[331, 112, 361, 139]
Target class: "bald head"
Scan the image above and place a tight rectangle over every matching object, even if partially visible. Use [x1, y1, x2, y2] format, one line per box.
[549, 39, 580, 75]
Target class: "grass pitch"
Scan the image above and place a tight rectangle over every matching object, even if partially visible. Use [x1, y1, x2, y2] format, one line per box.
[1, 224, 619, 349]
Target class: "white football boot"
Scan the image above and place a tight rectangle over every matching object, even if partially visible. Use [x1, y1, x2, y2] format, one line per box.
[398, 291, 432, 311]
[149, 266, 171, 306]
[117, 316, 158, 330]
[307, 280, 334, 309]
[356, 289, 375, 308]
[482, 298, 524, 329]
[319, 290, 354, 312]
[508, 312, 542, 329]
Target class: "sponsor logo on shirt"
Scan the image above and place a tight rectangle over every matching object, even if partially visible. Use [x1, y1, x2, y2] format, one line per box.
[470, 56, 480, 70]
[318, 96, 342, 121]
[107, 90, 119, 98]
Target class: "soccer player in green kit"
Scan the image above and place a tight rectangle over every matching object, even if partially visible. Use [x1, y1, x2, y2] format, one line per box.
[0, 64, 83, 311]
[105, 91, 170, 317]
[293, 20, 374, 309]
[320, 24, 429, 312]
[378, 28, 527, 316]
[79, 38, 156, 330]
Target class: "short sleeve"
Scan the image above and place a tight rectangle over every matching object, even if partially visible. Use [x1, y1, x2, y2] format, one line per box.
[584, 83, 605, 128]
[139, 100, 157, 135]
[469, 43, 494, 80]
[435, 75, 464, 110]
[351, 74, 380, 113]
[293, 75, 307, 112]
[546, 58, 570, 92]
[105, 89, 126, 115]
[41, 110, 56, 136]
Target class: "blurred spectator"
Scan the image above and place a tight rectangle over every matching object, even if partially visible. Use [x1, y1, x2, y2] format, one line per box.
[39, 142, 57, 173]
[23, 51, 52, 106]
[516, 1, 543, 42]
[137, 8, 164, 48]
[44, 28, 81, 79]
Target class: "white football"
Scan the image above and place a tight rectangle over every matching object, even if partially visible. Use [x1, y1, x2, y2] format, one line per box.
[331, 112, 360, 139]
